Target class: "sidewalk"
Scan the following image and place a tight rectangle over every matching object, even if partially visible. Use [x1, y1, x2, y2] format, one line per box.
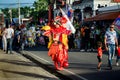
[0, 50, 60, 80]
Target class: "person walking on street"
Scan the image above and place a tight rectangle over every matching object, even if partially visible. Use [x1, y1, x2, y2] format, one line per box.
[97, 41, 103, 70]
[116, 44, 120, 66]
[104, 24, 118, 70]
[6, 24, 14, 54]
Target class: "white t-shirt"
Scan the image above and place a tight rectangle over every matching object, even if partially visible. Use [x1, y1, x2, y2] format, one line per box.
[105, 29, 117, 44]
[27, 30, 32, 37]
[6, 28, 14, 39]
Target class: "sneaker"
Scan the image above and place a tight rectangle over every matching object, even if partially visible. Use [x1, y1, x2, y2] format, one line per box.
[109, 66, 112, 70]
[80, 49, 85, 52]
[87, 49, 90, 52]
[116, 63, 119, 66]
[112, 55, 116, 59]
[97, 66, 101, 71]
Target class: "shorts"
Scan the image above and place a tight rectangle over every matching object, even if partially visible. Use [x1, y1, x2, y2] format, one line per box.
[97, 56, 102, 62]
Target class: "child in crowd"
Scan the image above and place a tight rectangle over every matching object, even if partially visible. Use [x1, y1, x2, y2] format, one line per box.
[97, 41, 103, 70]
[116, 45, 120, 66]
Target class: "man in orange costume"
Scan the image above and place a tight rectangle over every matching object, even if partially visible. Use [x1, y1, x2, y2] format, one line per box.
[42, 13, 71, 70]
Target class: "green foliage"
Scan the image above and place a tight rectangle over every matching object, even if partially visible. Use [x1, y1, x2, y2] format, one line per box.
[2, 7, 31, 18]
[1, 8, 9, 18]
[74, 22, 80, 29]
[31, 0, 49, 22]
[12, 8, 18, 18]
[2, 0, 49, 23]
[33, 0, 49, 11]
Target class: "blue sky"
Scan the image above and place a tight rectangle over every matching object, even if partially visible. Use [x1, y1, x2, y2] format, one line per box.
[0, 0, 37, 8]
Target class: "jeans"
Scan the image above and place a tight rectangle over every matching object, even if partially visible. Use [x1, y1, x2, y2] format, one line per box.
[108, 44, 115, 67]
[2, 36, 7, 51]
[6, 38, 13, 53]
[116, 56, 120, 63]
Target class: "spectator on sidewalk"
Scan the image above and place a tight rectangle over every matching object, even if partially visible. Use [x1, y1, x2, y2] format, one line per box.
[74, 29, 81, 50]
[15, 30, 21, 51]
[0, 27, 2, 49]
[84, 26, 90, 51]
[6, 24, 14, 54]
[89, 26, 95, 51]
[2, 27, 7, 52]
[97, 41, 103, 70]
[74, 34, 80, 50]
[68, 34, 75, 50]
[104, 24, 118, 70]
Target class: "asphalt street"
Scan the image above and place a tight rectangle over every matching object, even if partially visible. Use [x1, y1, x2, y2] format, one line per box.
[24, 46, 120, 80]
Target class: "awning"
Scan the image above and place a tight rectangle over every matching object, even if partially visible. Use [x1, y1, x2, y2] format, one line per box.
[84, 11, 120, 22]
[84, 17, 94, 22]
[111, 0, 120, 3]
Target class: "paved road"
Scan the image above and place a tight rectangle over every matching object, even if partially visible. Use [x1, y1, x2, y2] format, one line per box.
[0, 49, 60, 80]
[24, 46, 120, 80]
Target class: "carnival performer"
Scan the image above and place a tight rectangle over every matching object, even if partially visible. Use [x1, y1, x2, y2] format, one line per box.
[42, 12, 72, 70]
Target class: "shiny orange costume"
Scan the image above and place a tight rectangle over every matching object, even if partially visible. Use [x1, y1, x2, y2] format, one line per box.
[42, 16, 71, 70]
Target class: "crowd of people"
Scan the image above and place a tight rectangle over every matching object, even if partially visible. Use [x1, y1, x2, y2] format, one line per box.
[0, 23, 49, 54]
[69, 23, 120, 70]
[0, 16, 120, 71]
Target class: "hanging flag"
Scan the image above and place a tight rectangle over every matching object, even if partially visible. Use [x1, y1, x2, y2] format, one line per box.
[66, 4, 74, 23]
[59, 8, 76, 34]
[113, 15, 120, 34]
[67, 5, 73, 19]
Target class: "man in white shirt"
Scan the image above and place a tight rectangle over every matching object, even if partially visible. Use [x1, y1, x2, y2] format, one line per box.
[6, 24, 14, 54]
[104, 24, 118, 70]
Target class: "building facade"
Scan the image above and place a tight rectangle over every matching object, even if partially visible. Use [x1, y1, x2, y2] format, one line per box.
[54, 0, 120, 22]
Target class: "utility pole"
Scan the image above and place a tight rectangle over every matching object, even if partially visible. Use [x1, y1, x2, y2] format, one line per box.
[9, 9, 12, 23]
[18, 0, 20, 24]
[48, 0, 54, 24]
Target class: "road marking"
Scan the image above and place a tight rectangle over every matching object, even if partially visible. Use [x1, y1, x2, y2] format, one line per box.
[24, 51, 88, 80]
[24, 51, 52, 64]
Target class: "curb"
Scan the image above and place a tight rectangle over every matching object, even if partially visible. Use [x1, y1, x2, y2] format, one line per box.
[20, 51, 73, 80]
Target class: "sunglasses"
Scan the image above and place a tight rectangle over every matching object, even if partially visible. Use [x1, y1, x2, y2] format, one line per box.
[110, 27, 114, 28]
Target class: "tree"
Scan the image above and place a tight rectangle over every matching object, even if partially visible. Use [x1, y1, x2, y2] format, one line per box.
[2, 8, 9, 18]
[2, 0, 49, 24]
[2, 7, 31, 18]
[30, 0, 49, 23]
[33, 0, 48, 11]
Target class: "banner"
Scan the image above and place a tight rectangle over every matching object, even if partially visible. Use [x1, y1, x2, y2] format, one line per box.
[67, 5, 74, 23]
[60, 8, 76, 34]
